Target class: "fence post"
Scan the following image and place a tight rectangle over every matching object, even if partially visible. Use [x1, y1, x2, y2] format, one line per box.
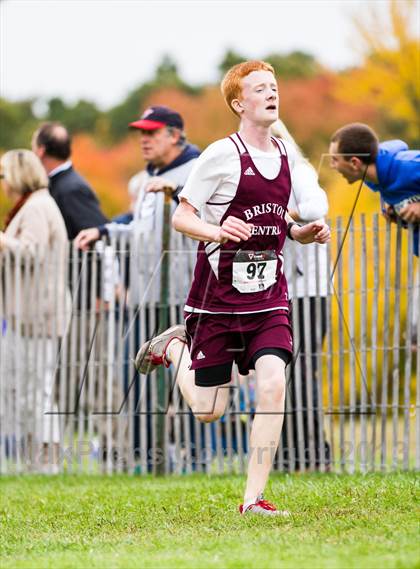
[325, 235, 335, 471]
[391, 224, 402, 470]
[348, 219, 356, 473]
[403, 224, 414, 469]
[360, 214, 368, 473]
[380, 222, 392, 470]
[336, 217, 346, 472]
[155, 189, 172, 475]
[370, 215, 379, 471]
[1, 213, 418, 476]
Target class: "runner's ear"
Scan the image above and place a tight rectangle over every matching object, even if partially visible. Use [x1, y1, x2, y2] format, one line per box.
[231, 99, 243, 114]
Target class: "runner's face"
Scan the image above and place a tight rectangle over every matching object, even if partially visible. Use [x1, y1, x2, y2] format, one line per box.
[238, 70, 278, 126]
[138, 128, 175, 164]
[329, 141, 363, 183]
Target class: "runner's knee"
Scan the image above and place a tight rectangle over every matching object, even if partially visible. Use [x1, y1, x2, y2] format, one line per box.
[194, 410, 224, 423]
[192, 386, 228, 423]
[258, 374, 286, 407]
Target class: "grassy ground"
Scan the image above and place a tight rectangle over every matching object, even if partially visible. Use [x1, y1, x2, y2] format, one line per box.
[0, 472, 419, 569]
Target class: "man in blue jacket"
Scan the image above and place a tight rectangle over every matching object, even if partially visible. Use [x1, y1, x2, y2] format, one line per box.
[329, 122, 420, 254]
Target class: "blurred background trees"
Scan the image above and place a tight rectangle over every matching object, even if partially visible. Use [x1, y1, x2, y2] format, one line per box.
[335, 0, 419, 146]
[0, 0, 417, 397]
[0, 0, 418, 223]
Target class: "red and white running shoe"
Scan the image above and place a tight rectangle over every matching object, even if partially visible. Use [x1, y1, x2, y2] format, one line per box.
[239, 494, 290, 517]
[135, 324, 186, 374]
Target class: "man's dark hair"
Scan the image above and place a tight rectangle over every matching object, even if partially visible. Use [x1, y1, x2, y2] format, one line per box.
[331, 123, 379, 165]
[35, 122, 72, 160]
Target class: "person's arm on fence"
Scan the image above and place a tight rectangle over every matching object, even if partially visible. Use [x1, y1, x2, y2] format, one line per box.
[74, 215, 137, 250]
[74, 173, 154, 250]
[399, 201, 420, 223]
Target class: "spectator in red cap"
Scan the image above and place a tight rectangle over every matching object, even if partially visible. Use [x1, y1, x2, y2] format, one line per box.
[75, 106, 200, 256]
[74, 106, 200, 470]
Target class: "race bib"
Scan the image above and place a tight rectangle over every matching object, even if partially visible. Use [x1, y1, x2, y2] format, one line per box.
[232, 250, 278, 293]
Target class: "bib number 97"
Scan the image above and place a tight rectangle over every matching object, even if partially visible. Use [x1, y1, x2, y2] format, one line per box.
[232, 250, 278, 293]
[247, 262, 266, 280]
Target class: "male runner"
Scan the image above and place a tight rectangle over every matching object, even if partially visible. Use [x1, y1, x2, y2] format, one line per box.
[135, 61, 330, 516]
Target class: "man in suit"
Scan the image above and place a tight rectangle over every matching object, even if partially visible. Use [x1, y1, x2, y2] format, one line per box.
[32, 122, 109, 305]
[32, 122, 108, 240]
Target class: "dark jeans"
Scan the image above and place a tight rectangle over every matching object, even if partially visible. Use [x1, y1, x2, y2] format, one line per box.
[281, 296, 331, 470]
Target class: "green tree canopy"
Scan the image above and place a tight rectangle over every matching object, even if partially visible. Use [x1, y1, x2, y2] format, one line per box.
[265, 51, 320, 79]
[106, 54, 200, 140]
[218, 49, 247, 76]
[45, 97, 102, 133]
[0, 98, 37, 149]
[218, 49, 321, 79]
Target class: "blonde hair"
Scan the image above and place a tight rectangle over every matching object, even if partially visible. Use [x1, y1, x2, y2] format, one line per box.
[271, 119, 315, 170]
[0, 149, 48, 195]
[221, 60, 275, 117]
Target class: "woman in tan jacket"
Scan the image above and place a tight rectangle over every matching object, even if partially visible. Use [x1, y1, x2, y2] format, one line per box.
[0, 149, 70, 473]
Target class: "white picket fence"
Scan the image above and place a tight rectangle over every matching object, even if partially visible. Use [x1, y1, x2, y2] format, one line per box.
[0, 214, 418, 475]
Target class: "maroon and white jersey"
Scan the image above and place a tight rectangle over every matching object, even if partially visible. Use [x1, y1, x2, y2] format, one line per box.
[179, 133, 293, 314]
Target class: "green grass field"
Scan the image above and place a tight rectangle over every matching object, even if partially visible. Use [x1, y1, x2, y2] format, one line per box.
[1, 473, 419, 569]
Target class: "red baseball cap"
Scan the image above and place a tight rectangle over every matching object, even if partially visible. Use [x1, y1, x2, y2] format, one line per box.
[129, 106, 184, 130]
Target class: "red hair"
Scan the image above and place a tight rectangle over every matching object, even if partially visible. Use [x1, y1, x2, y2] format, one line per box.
[221, 60, 275, 116]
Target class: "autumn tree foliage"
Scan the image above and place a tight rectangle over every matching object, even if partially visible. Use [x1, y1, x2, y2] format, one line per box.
[106, 55, 202, 141]
[335, 0, 419, 145]
[142, 74, 378, 158]
[0, 73, 380, 227]
[0, 33, 414, 226]
[71, 133, 139, 218]
[61, 74, 377, 228]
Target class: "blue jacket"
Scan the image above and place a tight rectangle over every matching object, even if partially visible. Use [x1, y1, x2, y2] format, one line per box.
[145, 142, 200, 177]
[104, 143, 201, 229]
[365, 140, 420, 255]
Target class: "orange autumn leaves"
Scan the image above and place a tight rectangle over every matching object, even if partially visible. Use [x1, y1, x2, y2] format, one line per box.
[72, 74, 378, 224]
[71, 133, 139, 219]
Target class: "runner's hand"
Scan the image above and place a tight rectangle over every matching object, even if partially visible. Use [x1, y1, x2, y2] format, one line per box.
[215, 216, 253, 243]
[292, 220, 330, 244]
[74, 227, 100, 250]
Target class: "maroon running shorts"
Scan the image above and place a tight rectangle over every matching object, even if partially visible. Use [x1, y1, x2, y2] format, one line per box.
[184, 309, 293, 387]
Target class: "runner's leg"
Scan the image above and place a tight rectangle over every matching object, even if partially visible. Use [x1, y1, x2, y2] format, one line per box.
[243, 354, 286, 504]
[167, 340, 230, 423]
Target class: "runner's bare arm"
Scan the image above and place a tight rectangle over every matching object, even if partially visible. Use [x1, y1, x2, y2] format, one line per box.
[285, 211, 331, 244]
[173, 200, 253, 243]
